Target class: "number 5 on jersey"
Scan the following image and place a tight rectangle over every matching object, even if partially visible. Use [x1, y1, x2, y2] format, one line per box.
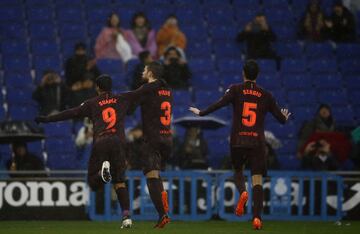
[160, 101, 171, 126]
[242, 102, 257, 127]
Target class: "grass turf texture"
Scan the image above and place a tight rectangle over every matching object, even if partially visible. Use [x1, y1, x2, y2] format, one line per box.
[0, 221, 359, 234]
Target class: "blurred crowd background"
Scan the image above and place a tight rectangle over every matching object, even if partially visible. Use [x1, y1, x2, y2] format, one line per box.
[0, 0, 360, 176]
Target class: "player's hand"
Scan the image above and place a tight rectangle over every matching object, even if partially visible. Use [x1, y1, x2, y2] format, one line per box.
[189, 107, 200, 116]
[35, 116, 48, 124]
[281, 109, 291, 120]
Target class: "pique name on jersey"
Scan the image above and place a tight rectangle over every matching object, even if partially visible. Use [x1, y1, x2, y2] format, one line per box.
[243, 89, 262, 97]
[158, 90, 171, 96]
[98, 98, 117, 106]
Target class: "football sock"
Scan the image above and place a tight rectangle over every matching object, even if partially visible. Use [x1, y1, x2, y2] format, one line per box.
[115, 187, 130, 217]
[234, 171, 246, 194]
[252, 185, 263, 220]
[147, 178, 166, 218]
[88, 171, 103, 190]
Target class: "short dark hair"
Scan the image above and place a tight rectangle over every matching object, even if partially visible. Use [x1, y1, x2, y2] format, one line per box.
[74, 42, 86, 51]
[139, 50, 151, 63]
[131, 12, 151, 29]
[96, 75, 112, 92]
[147, 62, 163, 80]
[164, 46, 181, 58]
[243, 60, 259, 81]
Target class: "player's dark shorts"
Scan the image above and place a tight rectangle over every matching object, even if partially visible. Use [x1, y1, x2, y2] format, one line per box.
[87, 135, 127, 188]
[140, 140, 172, 174]
[231, 145, 266, 176]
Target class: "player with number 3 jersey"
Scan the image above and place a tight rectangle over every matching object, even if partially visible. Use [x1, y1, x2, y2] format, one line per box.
[126, 62, 172, 228]
[189, 60, 291, 230]
[35, 75, 133, 229]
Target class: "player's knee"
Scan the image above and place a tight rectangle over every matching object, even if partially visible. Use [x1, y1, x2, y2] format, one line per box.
[252, 175, 263, 187]
[145, 170, 159, 178]
[113, 182, 126, 190]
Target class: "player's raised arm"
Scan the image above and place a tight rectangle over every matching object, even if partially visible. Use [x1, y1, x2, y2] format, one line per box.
[35, 102, 89, 123]
[189, 86, 235, 116]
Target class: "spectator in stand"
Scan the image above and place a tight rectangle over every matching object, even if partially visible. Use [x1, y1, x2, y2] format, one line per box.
[178, 127, 208, 169]
[297, 104, 335, 155]
[156, 15, 187, 58]
[65, 42, 99, 107]
[125, 12, 157, 58]
[324, 1, 356, 42]
[130, 51, 153, 90]
[7, 142, 45, 177]
[298, 0, 327, 42]
[163, 46, 191, 89]
[95, 13, 133, 62]
[237, 13, 277, 60]
[32, 70, 69, 115]
[301, 139, 338, 170]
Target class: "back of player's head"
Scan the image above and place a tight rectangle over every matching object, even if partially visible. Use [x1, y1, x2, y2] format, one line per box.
[243, 60, 259, 81]
[147, 62, 164, 80]
[96, 75, 112, 92]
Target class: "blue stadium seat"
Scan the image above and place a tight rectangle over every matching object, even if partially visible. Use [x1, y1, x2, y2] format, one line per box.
[173, 0, 201, 7]
[116, 8, 144, 28]
[3, 56, 30, 72]
[339, 59, 360, 75]
[276, 42, 303, 58]
[1, 22, 27, 39]
[29, 23, 56, 40]
[343, 75, 360, 90]
[305, 43, 334, 58]
[27, 141, 43, 156]
[44, 122, 73, 138]
[210, 26, 238, 41]
[317, 89, 348, 105]
[195, 90, 222, 107]
[267, 122, 297, 139]
[308, 58, 338, 73]
[213, 42, 239, 58]
[281, 59, 307, 73]
[192, 74, 220, 90]
[0, 107, 6, 120]
[312, 74, 342, 89]
[0, 6, 24, 22]
[26, 0, 52, 6]
[59, 23, 87, 40]
[33, 56, 62, 73]
[336, 43, 360, 60]
[217, 58, 243, 74]
[88, 23, 104, 39]
[263, 0, 290, 8]
[0, 0, 22, 6]
[234, 8, 257, 27]
[332, 106, 355, 123]
[111, 73, 128, 90]
[5, 72, 33, 88]
[278, 155, 301, 170]
[257, 59, 277, 73]
[86, 7, 112, 24]
[221, 73, 242, 88]
[57, 6, 84, 23]
[84, 0, 112, 7]
[287, 90, 316, 105]
[292, 106, 317, 124]
[265, 9, 294, 26]
[282, 72, 312, 90]
[55, 0, 82, 7]
[187, 41, 212, 58]
[97, 59, 124, 74]
[7, 86, 34, 104]
[27, 6, 53, 22]
[181, 24, 207, 41]
[1, 41, 28, 56]
[257, 73, 282, 90]
[205, 7, 234, 25]
[31, 40, 59, 56]
[47, 152, 78, 170]
[273, 26, 296, 41]
[189, 58, 215, 73]
[172, 105, 188, 119]
[172, 90, 192, 105]
[233, 0, 260, 8]
[45, 138, 76, 154]
[277, 139, 297, 155]
[8, 104, 37, 120]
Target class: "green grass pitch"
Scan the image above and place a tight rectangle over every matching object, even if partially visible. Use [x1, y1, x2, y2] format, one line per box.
[0, 221, 359, 234]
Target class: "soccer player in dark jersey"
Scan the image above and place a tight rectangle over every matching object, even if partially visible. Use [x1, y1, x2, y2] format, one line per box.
[189, 60, 291, 230]
[35, 75, 133, 228]
[127, 62, 172, 228]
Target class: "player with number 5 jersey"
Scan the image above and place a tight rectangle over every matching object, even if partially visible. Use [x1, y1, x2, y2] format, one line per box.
[189, 60, 291, 230]
[125, 62, 172, 228]
[35, 75, 133, 229]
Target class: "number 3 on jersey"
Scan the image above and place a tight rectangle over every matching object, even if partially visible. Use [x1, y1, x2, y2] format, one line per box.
[160, 101, 171, 126]
[242, 102, 257, 127]
[102, 107, 116, 129]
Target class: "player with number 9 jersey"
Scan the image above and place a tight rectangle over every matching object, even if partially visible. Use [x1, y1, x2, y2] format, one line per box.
[35, 75, 133, 228]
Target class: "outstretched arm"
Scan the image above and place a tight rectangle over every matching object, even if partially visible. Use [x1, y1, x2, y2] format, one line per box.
[189, 87, 234, 116]
[269, 95, 291, 124]
[35, 102, 89, 123]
